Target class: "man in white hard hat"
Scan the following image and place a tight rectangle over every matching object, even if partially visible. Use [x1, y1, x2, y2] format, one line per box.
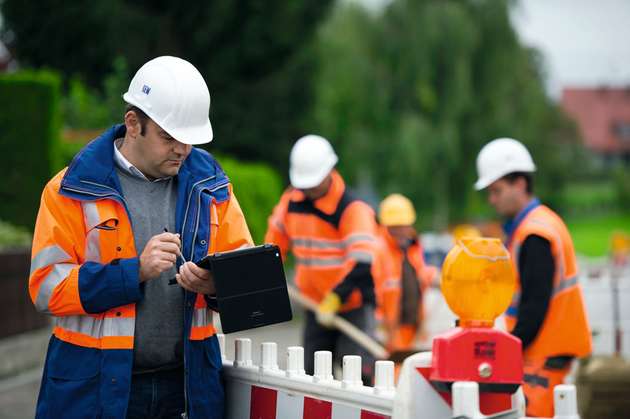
[265, 135, 379, 384]
[29, 56, 253, 419]
[475, 138, 591, 417]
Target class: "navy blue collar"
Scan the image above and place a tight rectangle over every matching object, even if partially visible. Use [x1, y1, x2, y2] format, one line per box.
[60, 124, 225, 198]
[503, 198, 540, 247]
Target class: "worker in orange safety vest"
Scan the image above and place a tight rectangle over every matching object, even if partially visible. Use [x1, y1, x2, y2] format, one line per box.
[373, 194, 436, 353]
[29, 56, 253, 419]
[474, 138, 592, 417]
[265, 135, 379, 384]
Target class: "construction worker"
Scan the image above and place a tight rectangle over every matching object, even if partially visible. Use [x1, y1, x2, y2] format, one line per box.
[265, 135, 378, 384]
[373, 194, 435, 353]
[29, 56, 252, 419]
[474, 138, 592, 417]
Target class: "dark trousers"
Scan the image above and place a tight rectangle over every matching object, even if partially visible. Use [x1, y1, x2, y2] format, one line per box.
[126, 367, 185, 419]
[303, 305, 376, 385]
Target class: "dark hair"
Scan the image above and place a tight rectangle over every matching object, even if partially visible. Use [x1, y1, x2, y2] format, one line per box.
[503, 172, 533, 194]
[124, 105, 149, 136]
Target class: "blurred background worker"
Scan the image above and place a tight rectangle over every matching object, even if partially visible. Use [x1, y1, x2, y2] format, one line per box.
[475, 138, 592, 417]
[374, 194, 436, 354]
[265, 135, 379, 384]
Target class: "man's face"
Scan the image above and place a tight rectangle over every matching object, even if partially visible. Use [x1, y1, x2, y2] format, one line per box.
[301, 174, 332, 201]
[134, 119, 192, 179]
[486, 178, 523, 218]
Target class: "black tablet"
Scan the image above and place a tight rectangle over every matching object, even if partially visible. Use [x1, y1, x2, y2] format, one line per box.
[197, 244, 292, 334]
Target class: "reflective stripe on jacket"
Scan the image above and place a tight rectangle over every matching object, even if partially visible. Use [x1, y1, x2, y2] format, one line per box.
[264, 170, 378, 311]
[505, 204, 592, 360]
[30, 124, 253, 419]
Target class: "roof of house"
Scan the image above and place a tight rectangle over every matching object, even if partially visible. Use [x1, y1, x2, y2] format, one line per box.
[561, 87, 630, 153]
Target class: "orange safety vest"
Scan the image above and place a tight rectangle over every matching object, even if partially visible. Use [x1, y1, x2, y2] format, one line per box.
[505, 205, 592, 359]
[30, 173, 250, 349]
[373, 226, 433, 330]
[264, 170, 378, 312]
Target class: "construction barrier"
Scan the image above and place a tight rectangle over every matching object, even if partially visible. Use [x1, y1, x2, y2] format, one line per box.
[217, 334, 581, 419]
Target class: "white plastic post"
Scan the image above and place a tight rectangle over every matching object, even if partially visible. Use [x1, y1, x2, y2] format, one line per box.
[511, 385, 526, 418]
[452, 381, 482, 419]
[553, 385, 580, 419]
[234, 338, 253, 368]
[342, 355, 363, 389]
[313, 351, 334, 383]
[373, 360, 395, 395]
[217, 333, 226, 361]
[286, 346, 306, 377]
[260, 342, 279, 372]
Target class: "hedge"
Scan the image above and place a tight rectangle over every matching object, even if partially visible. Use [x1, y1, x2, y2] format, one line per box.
[0, 71, 61, 230]
[216, 155, 284, 244]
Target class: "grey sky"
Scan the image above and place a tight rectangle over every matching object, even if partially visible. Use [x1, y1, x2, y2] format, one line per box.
[510, 0, 630, 98]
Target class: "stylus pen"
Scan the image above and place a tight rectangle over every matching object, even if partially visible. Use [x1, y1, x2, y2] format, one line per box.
[164, 227, 185, 285]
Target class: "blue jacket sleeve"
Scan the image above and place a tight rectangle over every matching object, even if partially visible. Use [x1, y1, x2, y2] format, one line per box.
[78, 257, 143, 313]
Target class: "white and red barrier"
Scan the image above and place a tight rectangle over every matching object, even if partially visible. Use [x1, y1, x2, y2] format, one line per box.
[217, 334, 581, 419]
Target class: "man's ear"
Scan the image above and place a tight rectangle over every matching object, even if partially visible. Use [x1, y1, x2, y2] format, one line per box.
[515, 176, 528, 194]
[124, 111, 141, 138]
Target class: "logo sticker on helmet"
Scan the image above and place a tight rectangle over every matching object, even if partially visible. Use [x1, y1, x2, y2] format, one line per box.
[142, 85, 151, 95]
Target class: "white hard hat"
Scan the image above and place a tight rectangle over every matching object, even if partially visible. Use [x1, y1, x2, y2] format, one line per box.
[123, 56, 213, 145]
[289, 135, 338, 189]
[474, 138, 536, 190]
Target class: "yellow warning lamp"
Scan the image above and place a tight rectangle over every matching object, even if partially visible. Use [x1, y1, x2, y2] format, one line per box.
[441, 237, 515, 328]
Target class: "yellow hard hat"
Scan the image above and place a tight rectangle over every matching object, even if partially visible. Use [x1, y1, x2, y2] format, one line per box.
[378, 194, 417, 226]
[441, 237, 515, 327]
[451, 224, 482, 242]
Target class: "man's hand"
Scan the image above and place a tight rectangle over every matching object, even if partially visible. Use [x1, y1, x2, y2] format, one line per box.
[316, 292, 341, 328]
[176, 261, 216, 295]
[139, 232, 181, 282]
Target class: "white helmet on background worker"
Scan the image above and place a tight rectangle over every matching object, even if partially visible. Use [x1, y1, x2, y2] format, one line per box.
[474, 138, 536, 190]
[289, 135, 338, 189]
[123, 56, 213, 145]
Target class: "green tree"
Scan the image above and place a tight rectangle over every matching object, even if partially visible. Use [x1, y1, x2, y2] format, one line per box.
[311, 0, 581, 228]
[2, 0, 333, 170]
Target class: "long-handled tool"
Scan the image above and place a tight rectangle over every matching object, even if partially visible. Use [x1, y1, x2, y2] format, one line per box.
[287, 284, 390, 359]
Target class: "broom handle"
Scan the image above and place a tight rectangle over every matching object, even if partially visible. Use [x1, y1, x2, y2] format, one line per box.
[287, 284, 389, 359]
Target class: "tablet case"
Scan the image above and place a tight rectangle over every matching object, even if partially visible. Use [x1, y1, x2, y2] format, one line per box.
[197, 244, 292, 333]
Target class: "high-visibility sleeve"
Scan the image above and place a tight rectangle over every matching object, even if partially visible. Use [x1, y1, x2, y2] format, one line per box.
[214, 186, 254, 251]
[29, 180, 142, 316]
[264, 189, 292, 258]
[332, 201, 378, 303]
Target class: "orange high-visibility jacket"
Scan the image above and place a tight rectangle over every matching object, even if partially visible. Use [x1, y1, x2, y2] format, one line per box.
[29, 125, 252, 419]
[373, 227, 433, 330]
[505, 204, 592, 360]
[265, 170, 378, 311]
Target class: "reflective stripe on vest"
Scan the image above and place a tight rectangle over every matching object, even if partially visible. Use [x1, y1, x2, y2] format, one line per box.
[190, 307, 216, 340]
[83, 202, 102, 262]
[507, 275, 579, 316]
[54, 315, 135, 349]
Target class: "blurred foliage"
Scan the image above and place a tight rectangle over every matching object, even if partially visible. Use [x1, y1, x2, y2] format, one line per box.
[217, 155, 284, 244]
[613, 166, 630, 210]
[0, 220, 32, 250]
[567, 212, 630, 258]
[311, 0, 582, 228]
[0, 70, 61, 230]
[62, 56, 129, 129]
[1, 0, 334, 171]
